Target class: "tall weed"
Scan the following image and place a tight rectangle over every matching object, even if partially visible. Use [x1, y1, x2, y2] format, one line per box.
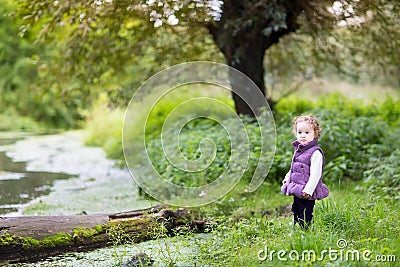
[84, 94, 124, 161]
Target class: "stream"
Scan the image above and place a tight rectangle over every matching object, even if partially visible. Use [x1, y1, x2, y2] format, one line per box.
[0, 131, 153, 216]
[0, 131, 204, 266]
[0, 133, 72, 215]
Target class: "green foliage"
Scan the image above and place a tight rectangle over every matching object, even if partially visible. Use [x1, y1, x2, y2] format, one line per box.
[317, 110, 388, 180]
[130, 105, 271, 197]
[15, 0, 224, 120]
[362, 149, 400, 200]
[84, 94, 124, 160]
[16, 0, 400, 122]
[0, 1, 33, 91]
[318, 200, 361, 233]
[0, 0, 83, 128]
[377, 97, 400, 127]
[135, 121, 259, 199]
[143, 87, 234, 139]
[87, 91, 399, 201]
[272, 93, 400, 201]
[0, 108, 43, 132]
[85, 89, 235, 164]
[272, 93, 398, 184]
[145, 118, 231, 187]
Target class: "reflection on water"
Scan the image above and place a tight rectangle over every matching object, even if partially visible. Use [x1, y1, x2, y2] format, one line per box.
[0, 137, 72, 215]
[0, 137, 21, 146]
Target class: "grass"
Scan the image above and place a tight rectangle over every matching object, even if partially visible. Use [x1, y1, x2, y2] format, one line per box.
[287, 77, 399, 102]
[189, 179, 399, 266]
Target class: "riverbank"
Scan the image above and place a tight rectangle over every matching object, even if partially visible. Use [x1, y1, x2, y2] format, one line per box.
[5, 179, 399, 266]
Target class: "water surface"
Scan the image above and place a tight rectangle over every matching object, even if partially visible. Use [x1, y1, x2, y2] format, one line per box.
[0, 135, 72, 215]
[1, 131, 154, 216]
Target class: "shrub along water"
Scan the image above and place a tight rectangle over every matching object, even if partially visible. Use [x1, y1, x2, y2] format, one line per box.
[0, 108, 43, 132]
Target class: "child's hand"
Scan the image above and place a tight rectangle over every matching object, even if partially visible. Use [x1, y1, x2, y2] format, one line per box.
[302, 192, 311, 199]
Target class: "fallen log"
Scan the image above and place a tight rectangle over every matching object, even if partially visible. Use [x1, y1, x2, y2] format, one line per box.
[0, 205, 205, 264]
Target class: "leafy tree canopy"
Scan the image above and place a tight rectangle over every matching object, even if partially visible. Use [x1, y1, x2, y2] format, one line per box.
[17, 0, 400, 114]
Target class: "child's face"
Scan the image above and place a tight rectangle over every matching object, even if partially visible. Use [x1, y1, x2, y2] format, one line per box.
[296, 121, 315, 145]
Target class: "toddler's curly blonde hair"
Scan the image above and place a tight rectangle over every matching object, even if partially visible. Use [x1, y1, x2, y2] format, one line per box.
[292, 114, 322, 138]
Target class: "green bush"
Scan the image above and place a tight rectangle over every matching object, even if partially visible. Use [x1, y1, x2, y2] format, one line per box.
[140, 114, 273, 195]
[377, 97, 400, 127]
[145, 118, 231, 187]
[143, 89, 235, 140]
[362, 149, 400, 200]
[0, 108, 43, 132]
[272, 93, 393, 183]
[84, 94, 124, 161]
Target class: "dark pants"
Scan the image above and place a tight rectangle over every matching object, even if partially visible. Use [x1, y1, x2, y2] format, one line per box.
[291, 196, 315, 229]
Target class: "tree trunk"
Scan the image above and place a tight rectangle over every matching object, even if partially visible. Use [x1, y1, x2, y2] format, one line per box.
[207, 0, 302, 116]
[0, 205, 205, 264]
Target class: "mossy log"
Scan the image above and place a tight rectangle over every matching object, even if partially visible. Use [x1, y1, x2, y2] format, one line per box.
[0, 205, 205, 264]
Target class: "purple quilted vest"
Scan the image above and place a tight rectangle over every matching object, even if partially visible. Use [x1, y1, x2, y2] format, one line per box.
[281, 138, 329, 200]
